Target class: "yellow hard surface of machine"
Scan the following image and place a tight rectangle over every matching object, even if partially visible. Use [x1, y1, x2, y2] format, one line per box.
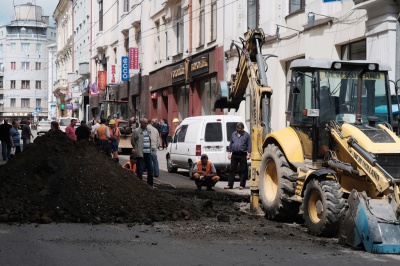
[215, 28, 400, 253]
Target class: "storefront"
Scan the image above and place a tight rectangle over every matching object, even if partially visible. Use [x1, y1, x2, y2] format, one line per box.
[149, 46, 224, 134]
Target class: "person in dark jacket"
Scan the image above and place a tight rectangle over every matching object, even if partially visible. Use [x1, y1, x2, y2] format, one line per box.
[21, 120, 34, 149]
[0, 119, 12, 160]
[75, 120, 92, 141]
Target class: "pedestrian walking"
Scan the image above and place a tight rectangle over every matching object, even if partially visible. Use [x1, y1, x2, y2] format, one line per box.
[9, 120, 22, 157]
[65, 119, 77, 141]
[225, 122, 251, 190]
[21, 120, 34, 149]
[160, 118, 169, 149]
[96, 118, 112, 157]
[108, 119, 121, 163]
[75, 120, 92, 141]
[148, 123, 160, 178]
[192, 154, 220, 191]
[131, 118, 155, 188]
[0, 118, 12, 161]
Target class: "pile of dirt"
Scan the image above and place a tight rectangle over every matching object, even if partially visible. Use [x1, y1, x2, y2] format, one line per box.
[0, 130, 200, 224]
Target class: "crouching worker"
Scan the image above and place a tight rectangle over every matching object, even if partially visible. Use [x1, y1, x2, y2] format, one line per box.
[122, 153, 137, 175]
[192, 154, 220, 191]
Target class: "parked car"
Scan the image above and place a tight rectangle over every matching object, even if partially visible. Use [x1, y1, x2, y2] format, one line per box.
[37, 121, 52, 135]
[166, 115, 249, 177]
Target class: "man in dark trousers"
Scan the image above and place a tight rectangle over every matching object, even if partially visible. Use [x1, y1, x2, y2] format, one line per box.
[75, 120, 92, 141]
[21, 120, 34, 149]
[225, 122, 251, 190]
[0, 119, 12, 161]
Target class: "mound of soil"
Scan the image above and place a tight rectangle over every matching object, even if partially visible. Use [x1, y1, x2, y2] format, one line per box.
[0, 130, 199, 224]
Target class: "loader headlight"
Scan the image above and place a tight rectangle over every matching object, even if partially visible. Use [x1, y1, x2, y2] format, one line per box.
[333, 62, 341, 69]
[368, 64, 376, 71]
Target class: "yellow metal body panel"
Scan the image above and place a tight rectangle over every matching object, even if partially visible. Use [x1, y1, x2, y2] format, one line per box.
[265, 127, 305, 164]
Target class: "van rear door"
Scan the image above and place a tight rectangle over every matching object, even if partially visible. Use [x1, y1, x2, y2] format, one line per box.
[203, 121, 225, 170]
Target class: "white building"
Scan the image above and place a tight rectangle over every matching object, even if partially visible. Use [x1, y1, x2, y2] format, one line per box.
[0, 2, 56, 122]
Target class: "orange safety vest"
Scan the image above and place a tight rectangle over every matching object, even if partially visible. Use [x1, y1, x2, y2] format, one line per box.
[110, 127, 120, 142]
[122, 161, 136, 174]
[196, 161, 212, 174]
[97, 124, 109, 141]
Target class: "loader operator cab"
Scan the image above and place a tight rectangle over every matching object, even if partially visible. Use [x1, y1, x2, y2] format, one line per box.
[288, 59, 392, 161]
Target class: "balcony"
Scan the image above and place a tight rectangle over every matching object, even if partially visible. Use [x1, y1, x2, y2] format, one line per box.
[6, 33, 48, 40]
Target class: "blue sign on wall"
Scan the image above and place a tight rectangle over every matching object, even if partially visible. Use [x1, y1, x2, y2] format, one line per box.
[121, 56, 129, 81]
[323, 0, 341, 2]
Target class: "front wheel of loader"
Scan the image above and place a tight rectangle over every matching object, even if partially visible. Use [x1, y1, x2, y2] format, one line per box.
[303, 179, 345, 237]
[259, 144, 300, 221]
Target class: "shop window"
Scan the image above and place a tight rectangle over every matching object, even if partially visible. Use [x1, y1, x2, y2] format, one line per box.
[341, 39, 366, 60]
[177, 85, 189, 119]
[200, 77, 217, 115]
[289, 0, 305, 14]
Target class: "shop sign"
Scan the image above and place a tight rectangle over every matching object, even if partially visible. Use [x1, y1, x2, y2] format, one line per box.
[66, 103, 73, 110]
[129, 47, 139, 71]
[110, 64, 117, 83]
[121, 56, 130, 81]
[98, 71, 107, 90]
[191, 54, 209, 77]
[172, 63, 186, 83]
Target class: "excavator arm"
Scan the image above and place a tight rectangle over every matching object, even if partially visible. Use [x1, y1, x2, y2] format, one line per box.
[214, 28, 276, 211]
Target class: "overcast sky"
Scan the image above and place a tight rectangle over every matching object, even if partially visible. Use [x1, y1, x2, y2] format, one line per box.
[0, 0, 58, 26]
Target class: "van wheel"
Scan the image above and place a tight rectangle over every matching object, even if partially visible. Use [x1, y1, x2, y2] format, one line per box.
[167, 155, 177, 173]
[259, 144, 300, 221]
[188, 162, 194, 178]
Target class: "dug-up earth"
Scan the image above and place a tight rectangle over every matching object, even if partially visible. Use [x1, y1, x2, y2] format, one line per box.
[0, 130, 336, 249]
[0, 131, 202, 224]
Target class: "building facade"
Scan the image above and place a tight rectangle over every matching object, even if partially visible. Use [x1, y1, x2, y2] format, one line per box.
[0, 2, 56, 122]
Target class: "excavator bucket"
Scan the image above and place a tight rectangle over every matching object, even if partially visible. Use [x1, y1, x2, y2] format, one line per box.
[339, 190, 400, 254]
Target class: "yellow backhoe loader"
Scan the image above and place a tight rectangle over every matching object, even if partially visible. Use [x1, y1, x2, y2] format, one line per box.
[215, 28, 400, 253]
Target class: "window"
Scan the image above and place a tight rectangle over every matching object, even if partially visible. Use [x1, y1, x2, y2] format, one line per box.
[10, 98, 16, 107]
[22, 62, 30, 70]
[177, 125, 188, 142]
[0, 62, 3, 71]
[21, 80, 30, 89]
[22, 43, 30, 52]
[21, 98, 30, 108]
[247, 0, 259, 29]
[205, 122, 222, 141]
[36, 43, 41, 52]
[99, 1, 103, 31]
[199, 0, 205, 46]
[226, 122, 238, 142]
[35, 62, 41, 70]
[11, 43, 15, 51]
[341, 39, 366, 60]
[289, 0, 305, 14]
[176, 8, 184, 54]
[177, 85, 189, 119]
[11, 80, 16, 89]
[210, 1, 217, 41]
[123, 0, 129, 12]
[200, 77, 217, 115]
[36, 81, 41, 89]
[0, 44, 3, 53]
[36, 98, 41, 107]
[11, 62, 16, 70]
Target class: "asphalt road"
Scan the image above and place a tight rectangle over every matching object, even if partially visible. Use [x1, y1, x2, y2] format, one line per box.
[1, 131, 400, 265]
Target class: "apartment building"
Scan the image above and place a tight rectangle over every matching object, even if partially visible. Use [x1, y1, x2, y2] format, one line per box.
[0, 2, 56, 122]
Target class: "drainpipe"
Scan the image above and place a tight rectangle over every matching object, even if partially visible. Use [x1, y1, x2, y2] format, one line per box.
[189, 0, 192, 53]
[71, 0, 74, 72]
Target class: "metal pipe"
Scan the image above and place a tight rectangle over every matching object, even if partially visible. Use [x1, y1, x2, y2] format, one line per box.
[255, 38, 268, 87]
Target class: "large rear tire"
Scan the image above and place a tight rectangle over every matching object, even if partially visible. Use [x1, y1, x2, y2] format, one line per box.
[303, 179, 345, 237]
[259, 144, 300, 221]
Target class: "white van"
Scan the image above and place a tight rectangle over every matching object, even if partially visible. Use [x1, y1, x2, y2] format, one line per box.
[58, 117, 80, 132]
[166, 115, 249, 176]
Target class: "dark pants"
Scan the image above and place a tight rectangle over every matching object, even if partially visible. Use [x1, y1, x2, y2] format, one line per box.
[137, 153, 154, 186]
[228, 152, 248, 188]
[161, 132, 168, 148]
[195, 177, 218, 188]
[1, 141, 11, 160]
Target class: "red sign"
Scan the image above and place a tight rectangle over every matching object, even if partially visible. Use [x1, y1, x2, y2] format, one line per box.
[129, 47, 139, 70]
[98, 71, 107, 90]
[110, 65, 116, 83]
